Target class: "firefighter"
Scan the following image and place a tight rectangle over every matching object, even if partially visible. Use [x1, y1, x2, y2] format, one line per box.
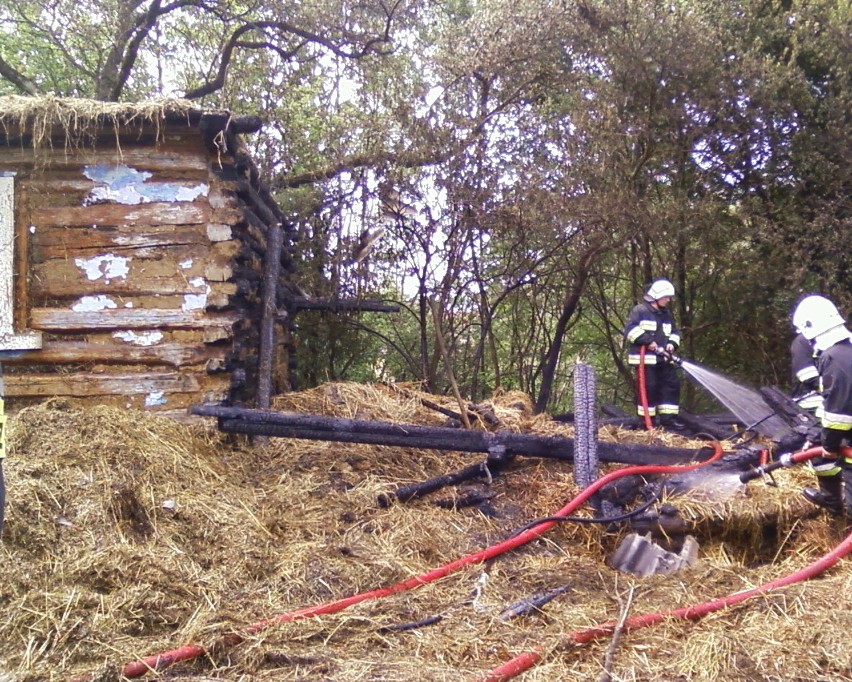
[790, 332, 824, 414]
[624, 279, 683, 429]
[791, 295, 852, 517]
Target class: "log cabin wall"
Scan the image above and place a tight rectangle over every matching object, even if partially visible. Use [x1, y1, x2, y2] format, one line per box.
[0, 102, 296, 420]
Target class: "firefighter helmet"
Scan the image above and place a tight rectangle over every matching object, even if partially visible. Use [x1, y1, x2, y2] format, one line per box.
[792, 295, 845, 340]
[644, 279, 676, 302]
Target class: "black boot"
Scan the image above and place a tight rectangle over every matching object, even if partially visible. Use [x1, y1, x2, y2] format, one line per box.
[843, 468, 852, 521]
[802, 474, 843, 515]
[659, 414, 687, 432]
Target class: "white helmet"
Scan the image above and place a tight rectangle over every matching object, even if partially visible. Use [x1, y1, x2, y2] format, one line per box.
[793, 295, 845, 340]
[644, 279, 675, 302]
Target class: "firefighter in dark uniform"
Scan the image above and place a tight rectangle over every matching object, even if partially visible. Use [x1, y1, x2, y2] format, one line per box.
[624, 279, 683, 429]
[792, 295, 852, 516]
[790, 332, 824, 414]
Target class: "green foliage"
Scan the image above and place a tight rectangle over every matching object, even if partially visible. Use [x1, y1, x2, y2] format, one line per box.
[0, 0, 848, 414]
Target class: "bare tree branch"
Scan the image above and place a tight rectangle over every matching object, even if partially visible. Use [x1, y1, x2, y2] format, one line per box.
[0, 54, 41, 95]
[183, 16, 394, 100]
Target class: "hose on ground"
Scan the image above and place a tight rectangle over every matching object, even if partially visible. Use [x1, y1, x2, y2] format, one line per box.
[479, 444, 848, 682]
[74, 442, 724, 681]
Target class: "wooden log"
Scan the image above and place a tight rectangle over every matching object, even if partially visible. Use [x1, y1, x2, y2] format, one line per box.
[32, 225, 211, 259]
[257, 222, 283, 408]
[30, 308, 239, 331]
[1, 148, 211, 172]
[31, 256, 212, 299]
[30, 202, 211, 228]
[758, 386, 817, 429]
[4, 371, 199, 397]
[0, 340, 224, 367]
[291, 299, 400, 313]
[381, 456, 514, 506]
[676, 411, 734, 441]
[190, 405, 711, 465]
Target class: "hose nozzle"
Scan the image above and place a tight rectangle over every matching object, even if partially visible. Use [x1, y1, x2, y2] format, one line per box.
[656, 349, 683, 366]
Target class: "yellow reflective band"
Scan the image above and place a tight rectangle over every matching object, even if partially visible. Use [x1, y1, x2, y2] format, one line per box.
[626, 327, 646, 343]
[812, 458, 841, 473]
[822, 419, 852, 431]
[668, 334, 681, 345]
[796, 366, 819, 382]
[821, 409, 852, 430]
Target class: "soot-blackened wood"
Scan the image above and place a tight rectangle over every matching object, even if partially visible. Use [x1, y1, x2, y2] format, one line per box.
[602, 403, 630, 418]
[192, 404, 710, 465]
[676, 411, 732, 441]
[380, 451, 514, 506]
[758, 386, 818, 429]
[257, 222, 283, 408]
[290, 299, 400, 314]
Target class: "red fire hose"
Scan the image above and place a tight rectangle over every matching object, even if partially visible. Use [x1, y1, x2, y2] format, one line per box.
[479, 445, 852, 682]
[638, 346, 654, 430]
[72, 443, 725, 680]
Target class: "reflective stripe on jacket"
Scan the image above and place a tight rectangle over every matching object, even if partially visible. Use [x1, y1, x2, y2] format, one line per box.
[624, 301, 680, 366]
[815, 339, 852, 453]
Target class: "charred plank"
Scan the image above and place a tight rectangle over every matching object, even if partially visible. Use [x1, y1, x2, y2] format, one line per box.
[191, 404, 712, 466]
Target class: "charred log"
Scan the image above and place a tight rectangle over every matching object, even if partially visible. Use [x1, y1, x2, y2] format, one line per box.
[289, 299, 399, 314]
[380, 452, 514, 506]
[190, 404, 714, 466]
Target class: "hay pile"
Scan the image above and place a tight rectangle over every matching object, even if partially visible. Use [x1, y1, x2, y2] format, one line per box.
[1, 385, 851, 681]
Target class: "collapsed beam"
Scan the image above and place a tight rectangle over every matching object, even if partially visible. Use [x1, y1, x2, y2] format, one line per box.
[190, 404, 711, 466]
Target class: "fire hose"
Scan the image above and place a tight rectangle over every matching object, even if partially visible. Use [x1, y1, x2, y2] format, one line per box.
[71, 442, 724, 681]
[638, 346, 684, 431]
[479, 444, 852, 682]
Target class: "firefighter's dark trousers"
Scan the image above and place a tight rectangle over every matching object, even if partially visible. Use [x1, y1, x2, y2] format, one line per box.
[634, 362, 680, 418]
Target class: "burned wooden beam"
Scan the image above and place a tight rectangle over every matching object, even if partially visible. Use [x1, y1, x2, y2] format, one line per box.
[190, 404, 713, 465]
[256, 222, 284, 409]
[290, 299, 400, 314]
[381, 453, 514, 506]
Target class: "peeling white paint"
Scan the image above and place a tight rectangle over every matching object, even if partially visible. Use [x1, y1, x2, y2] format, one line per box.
[72, 295, 118, 312]
[29, 225, 35, 233]
[179, 258, 193, 270]
[83, 164, 208, 206]
[75, 254, 130, 281]
[182, 277, 210, 311]
[145, 391, 167, 407]
[113, 330, 163, 346]
[124, 301, 134, 308]
[182, 293, 207, 311]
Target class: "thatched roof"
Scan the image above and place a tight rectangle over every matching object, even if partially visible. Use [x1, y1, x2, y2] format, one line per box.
[2, 382, 850, 681]
[0, 95, 262, 150]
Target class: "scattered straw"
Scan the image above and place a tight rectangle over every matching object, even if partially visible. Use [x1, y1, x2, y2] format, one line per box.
[0, 385, 850, 681]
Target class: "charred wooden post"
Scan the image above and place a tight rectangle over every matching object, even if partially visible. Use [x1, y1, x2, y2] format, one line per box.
[256, 222, 284, 408]
[379, 446, 513, 506]
[190, 404, 714, 466]
[758, 386, 818, 430]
